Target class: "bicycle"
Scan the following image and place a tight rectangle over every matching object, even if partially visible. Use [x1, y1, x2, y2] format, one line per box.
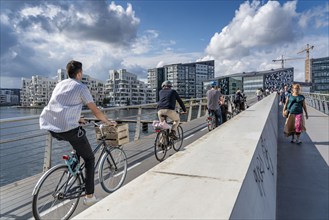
[32, 120, 128, 220]
[153, 115, 184, 162]
[206, 110, 217, 131]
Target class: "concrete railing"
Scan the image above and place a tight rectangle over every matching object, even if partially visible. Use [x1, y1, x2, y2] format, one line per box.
[74, 93, 279, 219]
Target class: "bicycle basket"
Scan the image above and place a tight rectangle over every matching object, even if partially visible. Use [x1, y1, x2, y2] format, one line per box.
[95, 124, 129, 146]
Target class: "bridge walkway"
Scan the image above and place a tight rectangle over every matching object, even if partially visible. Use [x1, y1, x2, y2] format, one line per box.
[277, 105, 329, 219]
[0, 115, 209, 219]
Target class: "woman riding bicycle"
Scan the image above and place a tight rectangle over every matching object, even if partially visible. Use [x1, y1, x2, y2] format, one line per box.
[157, 80, 187, 140]
[39, 60, 116, 206]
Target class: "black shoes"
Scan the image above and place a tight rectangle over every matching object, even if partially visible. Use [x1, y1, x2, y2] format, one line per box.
[170, 131, 178, 140]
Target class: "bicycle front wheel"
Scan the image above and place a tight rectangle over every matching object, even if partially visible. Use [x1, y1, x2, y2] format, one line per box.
[99, 147, 128, 193]
[173, 125, 184, 151]
[154, 130, 167, 161]
[32, 164, 81, 220]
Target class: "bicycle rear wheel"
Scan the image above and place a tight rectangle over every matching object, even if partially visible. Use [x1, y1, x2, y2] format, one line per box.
[32, 164, 81, 220]
[154, 130, 167, 161]
[99, 147, 128, 193]
[173, 125, 184, 151]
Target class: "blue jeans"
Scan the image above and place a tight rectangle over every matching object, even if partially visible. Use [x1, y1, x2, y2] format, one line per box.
[208, 108, 222, 127]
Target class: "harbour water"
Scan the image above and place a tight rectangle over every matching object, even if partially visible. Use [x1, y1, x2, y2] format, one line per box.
[0, 106, 160, 187]
[0, 106, 43, 119]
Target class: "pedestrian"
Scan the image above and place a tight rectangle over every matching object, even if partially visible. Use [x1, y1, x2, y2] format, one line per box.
[206, 81, 222, 127]
[220, 96, 228, 123]
[256, 88, 262, 101]
[39, 60, 117, 206]
[280, 85, 291, 105]
[283, 83, 308, 144]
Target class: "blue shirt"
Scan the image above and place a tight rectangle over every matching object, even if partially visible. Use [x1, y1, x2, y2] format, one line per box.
[39, 78, 94, 132]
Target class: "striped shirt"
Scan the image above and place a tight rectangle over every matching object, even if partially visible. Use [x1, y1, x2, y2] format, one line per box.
[39, 78, 94, 132]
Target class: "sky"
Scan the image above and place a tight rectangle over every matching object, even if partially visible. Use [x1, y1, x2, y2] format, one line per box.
[0, 0, 328, 88]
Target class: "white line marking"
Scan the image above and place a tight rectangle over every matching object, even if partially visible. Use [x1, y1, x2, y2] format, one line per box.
[128, 162, 141, 171]
[201, 127, 208, 131]
[184, 134, 194, 140]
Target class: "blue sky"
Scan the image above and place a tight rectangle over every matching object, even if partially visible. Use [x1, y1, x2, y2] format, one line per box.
[1, 0, 328, 88]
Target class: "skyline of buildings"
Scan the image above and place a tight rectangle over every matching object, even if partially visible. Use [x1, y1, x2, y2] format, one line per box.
[2, 57, 328, 106]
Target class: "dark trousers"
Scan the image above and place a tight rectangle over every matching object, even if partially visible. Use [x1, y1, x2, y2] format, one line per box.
[50, 127, 95, 195]
[208, 108, 222, 127]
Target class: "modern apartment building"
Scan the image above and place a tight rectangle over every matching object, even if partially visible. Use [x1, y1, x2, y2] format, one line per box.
[105, 69, 153, 106]
[147, 60, 215, 101]
[20, 76, 57, 106]
[20, 70, 107, 106]
[0, 89, 20, 106]
[203, 68, 294, 96]
[310, 56, 329, 93]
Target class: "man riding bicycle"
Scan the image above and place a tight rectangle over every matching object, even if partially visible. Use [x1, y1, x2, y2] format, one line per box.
[206, 81, 222, 127]
[157, 80, 187, 140]
[39, 60, 116, 206]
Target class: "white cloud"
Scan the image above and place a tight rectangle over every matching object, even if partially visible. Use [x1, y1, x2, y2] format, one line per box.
[203, 0, 329, 83]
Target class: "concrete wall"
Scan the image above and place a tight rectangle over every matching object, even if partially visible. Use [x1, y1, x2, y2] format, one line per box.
[74, 94, 279, 219]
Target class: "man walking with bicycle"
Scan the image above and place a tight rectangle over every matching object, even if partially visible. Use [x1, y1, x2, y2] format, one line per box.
[39, 60, 116, 206]
[207, 81, 222, 127]
[157, 81, 187, 140]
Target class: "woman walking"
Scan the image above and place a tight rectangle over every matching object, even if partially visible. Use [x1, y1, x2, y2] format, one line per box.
[283, 84, 309, 144]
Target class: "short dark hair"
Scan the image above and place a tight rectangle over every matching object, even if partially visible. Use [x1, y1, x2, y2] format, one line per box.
[66, 60, 82, 78]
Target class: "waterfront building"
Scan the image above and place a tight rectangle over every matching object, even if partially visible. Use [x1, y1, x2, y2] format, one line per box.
[105, 69, 153, 106]
[21, 72, 106, 107]
[310, 56, 329, 93]
[0, 89, 20, 106]
[147, 68, 165, 102]
[20, 76, 57, 106]
[148, 60, 214, 101]
[203, 68, 294, 96]
[57, 68, 67, 82]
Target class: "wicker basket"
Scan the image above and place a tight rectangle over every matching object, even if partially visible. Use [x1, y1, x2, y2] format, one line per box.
[95, 124, 129, 146]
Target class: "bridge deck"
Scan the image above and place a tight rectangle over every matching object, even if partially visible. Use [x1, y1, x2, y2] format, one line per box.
[277, 106, 329, 219]
[0, 116, 208, 219]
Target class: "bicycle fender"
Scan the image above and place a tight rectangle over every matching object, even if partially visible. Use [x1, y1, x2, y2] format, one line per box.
[32, 164, 67, 195]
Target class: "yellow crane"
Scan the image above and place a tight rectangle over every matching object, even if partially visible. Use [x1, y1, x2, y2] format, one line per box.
[297, 44, 314, 82]
[272, 55, 304, 68]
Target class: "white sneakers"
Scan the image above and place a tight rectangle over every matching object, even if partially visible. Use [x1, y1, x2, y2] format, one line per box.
[83, 195, 98, 206]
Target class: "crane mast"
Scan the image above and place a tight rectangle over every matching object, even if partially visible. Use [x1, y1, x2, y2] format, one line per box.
[297, 44, 314, 82]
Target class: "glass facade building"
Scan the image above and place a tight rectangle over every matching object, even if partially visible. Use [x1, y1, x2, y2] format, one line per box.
[203, 68, 294, 96]
[311, 57, 329, 93]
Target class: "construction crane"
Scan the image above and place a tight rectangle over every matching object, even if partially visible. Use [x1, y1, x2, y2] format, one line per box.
[272, 55, 304, 68]
[297, 44, 314, 82]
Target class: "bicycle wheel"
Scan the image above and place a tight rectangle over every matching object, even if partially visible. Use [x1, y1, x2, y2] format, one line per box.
[207, 117, 213, 131]
[173, 125, 184, 151]
[32, 164, 81, 220]
[99, 147, 128, 193]
[154, 130, 167, 161]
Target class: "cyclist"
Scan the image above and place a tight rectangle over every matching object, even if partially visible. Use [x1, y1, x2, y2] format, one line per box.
[234, 88, 244, 112]
[206, 81, 222, 127]
[39, 60, 116, 206]
[157, 80, 187, 140]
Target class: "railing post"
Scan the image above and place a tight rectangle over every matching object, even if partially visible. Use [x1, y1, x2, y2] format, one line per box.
[187, 100, 193, 122]
[43, 133, 52, 172]
[134, 107, 142, 141]
[197, 99, 202, 118]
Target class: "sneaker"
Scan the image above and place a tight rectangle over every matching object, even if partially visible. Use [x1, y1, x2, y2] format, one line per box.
[83, 195, 98, 206]
[290, 139, 296, 143]
[296, 140, 302, 144]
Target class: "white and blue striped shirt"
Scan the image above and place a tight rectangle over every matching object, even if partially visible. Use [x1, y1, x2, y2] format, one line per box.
[40, 78, 94, 132]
